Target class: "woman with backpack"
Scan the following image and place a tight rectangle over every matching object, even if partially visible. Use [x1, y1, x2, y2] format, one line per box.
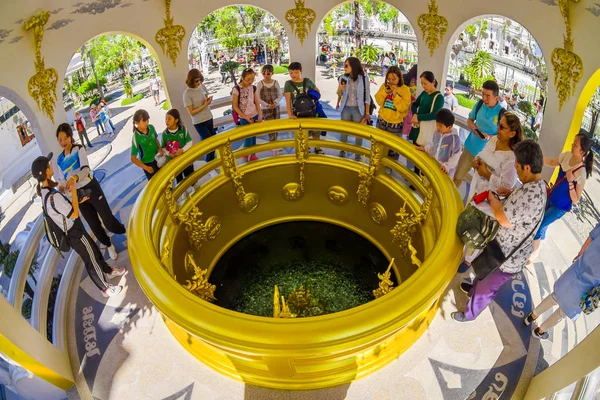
[32, 154, 126, 297]
[55, 123, 126, 260]
[336, 57, 372, 161]
[528, 132, 594, 263]
[183, 69, 215, 162]
[525, 221, 600, 340]
[232, 68, 263, 162]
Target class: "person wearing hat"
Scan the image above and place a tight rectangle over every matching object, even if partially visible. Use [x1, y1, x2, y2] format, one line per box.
[33, 153, 126, 297]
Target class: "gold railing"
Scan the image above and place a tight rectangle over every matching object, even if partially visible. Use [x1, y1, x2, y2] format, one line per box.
[128, 118, 464, 389]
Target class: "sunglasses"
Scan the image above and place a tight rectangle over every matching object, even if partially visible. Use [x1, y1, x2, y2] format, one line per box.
[344, 64, 350, 68]
[194, 78, 202, 83]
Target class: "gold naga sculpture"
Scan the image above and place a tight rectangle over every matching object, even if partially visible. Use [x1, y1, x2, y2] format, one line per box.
[357, 136, 383, 207]
[390, 182, 433, 266]
[417, 0, 449, 56]
[163, 177, 221, 249]
[285, 0, 316, 46]
[24, 11, 58, 123]
[282, 126, 309, 201]
[373, 258, 395, 299]
[183, 252, 217, 302]
[155, 0, 186, 66]
[551, 0, 583, 111]
[220, 139, 260, 213]
[273, 285, 296, 318]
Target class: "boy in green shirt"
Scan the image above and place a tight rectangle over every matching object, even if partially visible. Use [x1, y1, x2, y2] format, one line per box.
[284, 62, 324, 154]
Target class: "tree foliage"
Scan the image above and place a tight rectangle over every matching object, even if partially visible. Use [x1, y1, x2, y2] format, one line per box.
[587, 87, 600, 136]
[83, 34, 144, 78]
[358, 44, 381, 66]
[464, 50, 494, 96]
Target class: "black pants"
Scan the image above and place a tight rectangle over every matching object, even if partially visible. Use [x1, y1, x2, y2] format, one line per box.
[143, 160, 160, 180]
[176, 165, 195, 184]
[194, 119, 216, 162]
[68, 219, 112, 290]
[78, 177, 126, 247]
[78, 128, 93, 148]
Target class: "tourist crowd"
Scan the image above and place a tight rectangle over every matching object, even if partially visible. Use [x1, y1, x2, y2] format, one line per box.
[31, 56, 599, 339]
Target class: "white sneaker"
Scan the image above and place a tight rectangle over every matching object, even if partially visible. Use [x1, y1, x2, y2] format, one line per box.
[107, 244, 118, 260]
[102, 285, 123, 297]
[108, 267, 127, 279]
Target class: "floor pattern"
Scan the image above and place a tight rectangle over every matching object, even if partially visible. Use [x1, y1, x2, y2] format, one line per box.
[64, 141, 550, 400]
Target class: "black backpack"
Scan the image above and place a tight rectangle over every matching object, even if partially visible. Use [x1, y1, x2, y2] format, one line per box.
[292, 78, 316, 118]
[474, 100, 506, 124]
[42, 189, 71, 252]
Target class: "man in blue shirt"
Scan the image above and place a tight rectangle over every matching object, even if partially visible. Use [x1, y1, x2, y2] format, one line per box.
[453, 80, 505, 187]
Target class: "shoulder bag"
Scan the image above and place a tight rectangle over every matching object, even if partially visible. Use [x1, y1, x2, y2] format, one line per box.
[472, 211, 544, 280]
[415, 92, 441, 146]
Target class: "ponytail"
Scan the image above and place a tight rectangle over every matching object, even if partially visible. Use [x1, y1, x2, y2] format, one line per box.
[584, 151, 593, 178]
[576, 133, 594, 178]
[36, 183, 41, 197]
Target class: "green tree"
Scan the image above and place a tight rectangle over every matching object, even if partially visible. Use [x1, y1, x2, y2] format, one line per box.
[358, 44, 381, 67]
[463, 50, 494, 97]
[587, 87, 600, 136]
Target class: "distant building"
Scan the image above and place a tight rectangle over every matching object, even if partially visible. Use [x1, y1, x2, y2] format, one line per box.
[0, 97, 41, 207]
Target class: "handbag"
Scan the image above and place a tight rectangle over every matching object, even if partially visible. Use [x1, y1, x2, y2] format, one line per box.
[415, 93, 440, 146]
[456, 203, 500, 250]
[580, 285, 600, 315]
[471, 213, 543, 280]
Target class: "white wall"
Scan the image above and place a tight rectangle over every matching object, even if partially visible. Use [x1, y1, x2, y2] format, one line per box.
[0, 0, 598, 162]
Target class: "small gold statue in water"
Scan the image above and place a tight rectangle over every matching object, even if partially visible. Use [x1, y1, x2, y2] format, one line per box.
[288, 285, 311, 312]
[183, 252, 217, 302]
[273, 285, 296, 318]
[373, 258, 396, 299]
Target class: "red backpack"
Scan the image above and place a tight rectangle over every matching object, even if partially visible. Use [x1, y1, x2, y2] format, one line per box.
[75, 118, 84, 132]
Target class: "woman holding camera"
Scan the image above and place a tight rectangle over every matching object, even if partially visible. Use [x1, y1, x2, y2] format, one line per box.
[374, 65, 411, 161]
[54, 123, 126, 260]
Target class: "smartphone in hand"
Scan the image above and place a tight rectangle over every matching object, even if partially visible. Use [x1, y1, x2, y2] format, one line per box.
[475, 129, 486, 139]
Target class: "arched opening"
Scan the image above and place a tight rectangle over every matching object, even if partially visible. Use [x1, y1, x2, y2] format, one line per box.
[0, 87, 42, 210]
[315, 1, 419, 110]
[62, 33, 168, 148]
[187, 5, 290, 110]
[445, 16, 547, 140]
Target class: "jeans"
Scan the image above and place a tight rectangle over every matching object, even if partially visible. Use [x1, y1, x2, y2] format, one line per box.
[340, 106, 364, 148]
[534, 204, 568, 240]
[94, 120, 104, 135]
[240, 115, 259, 149]
[194, 119, 216, 162]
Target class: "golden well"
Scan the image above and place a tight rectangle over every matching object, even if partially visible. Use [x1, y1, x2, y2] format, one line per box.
[129, 119, 463, 389]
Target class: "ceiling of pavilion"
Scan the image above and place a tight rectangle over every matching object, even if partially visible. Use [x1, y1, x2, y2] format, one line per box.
[1, 0, 600, 49]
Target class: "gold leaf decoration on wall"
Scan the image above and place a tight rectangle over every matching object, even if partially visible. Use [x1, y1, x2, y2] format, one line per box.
[417, 0, 448, 56]
[155, 0, 186, 66]
[551, 0, 583, 111]
[285, 0, 316, 46]
[24, 11, 58, 123]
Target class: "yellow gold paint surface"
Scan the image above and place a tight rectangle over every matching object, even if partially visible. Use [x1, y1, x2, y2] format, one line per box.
[129, 119, 463, 389]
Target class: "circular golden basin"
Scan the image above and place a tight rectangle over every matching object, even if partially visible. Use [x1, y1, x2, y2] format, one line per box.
[129, 119, 463, 389]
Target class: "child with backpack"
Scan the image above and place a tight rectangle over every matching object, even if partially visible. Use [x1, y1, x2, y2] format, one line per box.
[130, 109, 164, 180]
[162, 108, 193, 184]
[416, 108, 462, 177]
[73, 112, 93, 149]
[257, 64, 283, 155]
[32, 153, 126, 298]
[283, 62, 324, 154]
[232, 68, 263, 161]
